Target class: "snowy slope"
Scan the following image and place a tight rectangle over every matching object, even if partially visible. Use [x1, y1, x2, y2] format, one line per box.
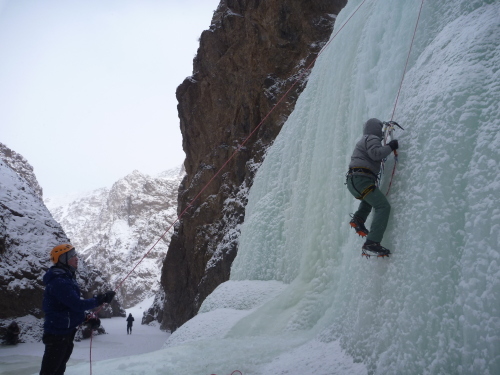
[0, 298, 168, 375]
[44, 167, 184, 307]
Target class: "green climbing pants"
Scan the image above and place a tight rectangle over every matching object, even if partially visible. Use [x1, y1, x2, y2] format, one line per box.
[346, 175, 391, 243]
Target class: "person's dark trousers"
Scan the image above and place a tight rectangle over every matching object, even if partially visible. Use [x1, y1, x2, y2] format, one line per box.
[127, 325, 132, 334]
[346, 175, 391, 243]
[39, 329, 77, 375]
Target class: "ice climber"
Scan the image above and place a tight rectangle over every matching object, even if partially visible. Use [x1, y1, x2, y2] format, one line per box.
[346, 118, 399, 257]
[126, 313, 135, 334]
[39, 244, 116, 375]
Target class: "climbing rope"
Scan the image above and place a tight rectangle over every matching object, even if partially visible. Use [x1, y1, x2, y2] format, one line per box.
[85, 2, 371, 374]
[381, 120, 403, 191]
[113, 0, 370, 293]
[89, 332, 94, 375]
[384, 0, 425, 195]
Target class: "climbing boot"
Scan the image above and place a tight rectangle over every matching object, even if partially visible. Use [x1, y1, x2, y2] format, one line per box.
[362, 240, 391, 258]
[349, 214, 369, 237]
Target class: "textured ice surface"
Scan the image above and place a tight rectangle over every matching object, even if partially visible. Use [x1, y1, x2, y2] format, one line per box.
[64, 1, 500, 374]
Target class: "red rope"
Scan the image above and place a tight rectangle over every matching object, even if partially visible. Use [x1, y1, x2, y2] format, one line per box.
[385, 154, 398, 196]
[89, 329, 93, 375]
[113, 0, 368, 293]
[390, 0, 425, 121]
[86, 3, 369, 373]
[385, 0, 425, 195]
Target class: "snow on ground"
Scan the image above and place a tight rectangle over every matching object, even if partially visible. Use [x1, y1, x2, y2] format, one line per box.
[54, 281, 367, 375]
[0, 297, 169, 375]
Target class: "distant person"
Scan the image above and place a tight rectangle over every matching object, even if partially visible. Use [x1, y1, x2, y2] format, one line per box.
[39, 244, 116, 375]
[4, 321, 20, 345]
[126, 313, 135, 334]
[346, 118, 399, 256]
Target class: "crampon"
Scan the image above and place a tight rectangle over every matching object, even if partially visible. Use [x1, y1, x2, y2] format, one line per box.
[361, 242, 391, 259]
[349, 214, 369, 237]
[361, 249, 391, 259]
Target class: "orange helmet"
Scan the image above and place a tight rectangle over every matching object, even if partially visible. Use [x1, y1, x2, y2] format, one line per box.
[50, 244, 75, 264]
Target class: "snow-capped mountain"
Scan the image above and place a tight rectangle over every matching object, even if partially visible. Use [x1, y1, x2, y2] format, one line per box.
[45, 166, 184, 308]
[0, 143, 123, 340]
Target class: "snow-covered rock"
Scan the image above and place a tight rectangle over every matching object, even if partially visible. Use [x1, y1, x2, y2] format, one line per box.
[0, 143, 43, 199]
[0, 143, 122, 328]
[45, 167, 184, 308]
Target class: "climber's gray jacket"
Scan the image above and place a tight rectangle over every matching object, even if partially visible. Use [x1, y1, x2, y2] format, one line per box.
[348, 118, 393, 180]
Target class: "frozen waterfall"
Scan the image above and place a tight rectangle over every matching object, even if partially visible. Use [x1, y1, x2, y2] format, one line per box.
[67, 0, 499, 374]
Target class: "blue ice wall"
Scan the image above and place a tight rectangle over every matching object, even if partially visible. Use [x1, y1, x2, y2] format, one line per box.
[231, 0, 500, 373]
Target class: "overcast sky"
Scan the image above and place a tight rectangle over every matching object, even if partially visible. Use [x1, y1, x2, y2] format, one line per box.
[0, 0, 220, 198]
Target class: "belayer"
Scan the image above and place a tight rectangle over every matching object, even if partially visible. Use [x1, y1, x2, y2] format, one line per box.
[346, 118, 399, 257]
[39, 244, 116, 375]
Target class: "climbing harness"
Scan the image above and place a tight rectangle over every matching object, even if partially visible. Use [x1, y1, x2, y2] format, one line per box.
[347, 167, 379, 180]
[356, 184, 375, 200]
[345, 167, 377, 200]
[347, 176, 375, 200]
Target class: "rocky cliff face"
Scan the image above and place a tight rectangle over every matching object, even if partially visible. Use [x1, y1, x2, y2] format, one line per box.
[0, 143, 122, 322]
[46, 167, 184, 308]
[161, 0, 347, 331]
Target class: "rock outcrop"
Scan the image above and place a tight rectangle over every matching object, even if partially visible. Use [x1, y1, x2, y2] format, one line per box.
[46, 167, 184, 308]
[0, 143, 122, 320]
[0, 143, 43, 199]
[161, 0, 347, 331]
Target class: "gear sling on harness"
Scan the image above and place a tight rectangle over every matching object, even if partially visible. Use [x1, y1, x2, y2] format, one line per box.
[346, 168, 377, 199]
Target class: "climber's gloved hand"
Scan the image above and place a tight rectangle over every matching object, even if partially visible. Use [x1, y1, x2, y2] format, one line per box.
[95, 291, 116, 305]
[388, 139, 399, 150]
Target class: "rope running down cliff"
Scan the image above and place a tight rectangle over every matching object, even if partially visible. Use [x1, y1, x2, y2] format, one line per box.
[113, 0, 370, 294]
[384, 0, 425, 195]
[87, 2, 369, 373]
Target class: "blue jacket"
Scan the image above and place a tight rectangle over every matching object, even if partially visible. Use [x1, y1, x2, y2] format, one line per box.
[42, 266, 100, 335]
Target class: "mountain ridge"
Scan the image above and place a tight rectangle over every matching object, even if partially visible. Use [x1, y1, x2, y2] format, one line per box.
[45, 166, 184, 308]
